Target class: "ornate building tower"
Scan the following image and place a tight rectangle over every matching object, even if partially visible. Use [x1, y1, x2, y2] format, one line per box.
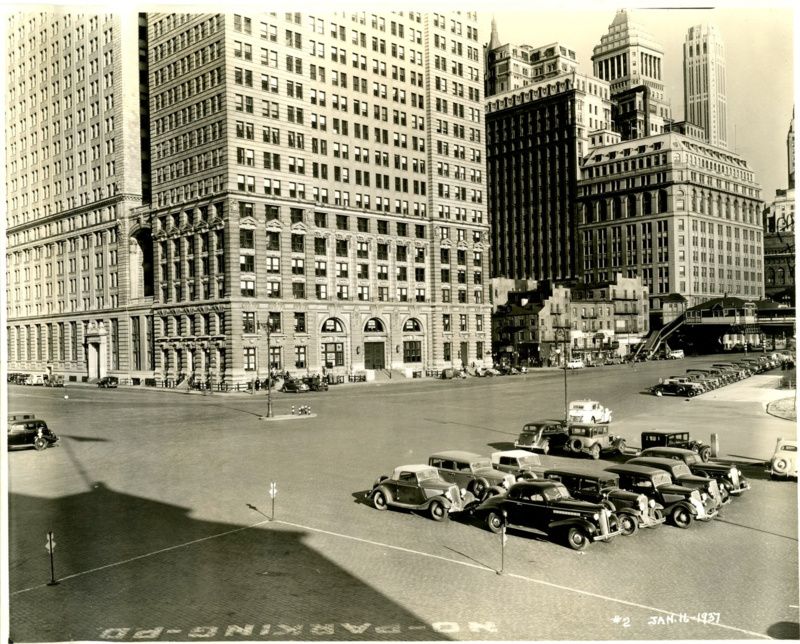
[683, 24, 728, 149]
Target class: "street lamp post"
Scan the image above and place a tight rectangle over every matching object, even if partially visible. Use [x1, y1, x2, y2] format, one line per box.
[555, 328, 568, 423]
[260, 320, 274, 418]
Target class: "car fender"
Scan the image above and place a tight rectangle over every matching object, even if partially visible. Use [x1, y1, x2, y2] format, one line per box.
[372, 474, 389, 488]
[418, 495, 453, 511]
[548, 516, 597, 535]
[370, 484, 395, 504]
[672, 500, 698, 516]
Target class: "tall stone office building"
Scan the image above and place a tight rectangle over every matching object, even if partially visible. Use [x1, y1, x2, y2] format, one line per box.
[592, 9, 673, 141]
[5, 12, 151, 382]
[576, 130, 764, 314]
[6, 11, 492, 385]
[683, 24, 727, 149]
[484, 23, 614, 283]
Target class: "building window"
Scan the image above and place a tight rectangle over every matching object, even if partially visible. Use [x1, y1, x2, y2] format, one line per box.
[323, 342, 344, 367]
[269, 346, 282, 370]
[476, 341, 484, 359]
[403, 340, 422, 363]
[294, 312, 306, 333]
[240, 279, 255, 297]
[459, 314, 468, 332]
[443, 342, 451, 362]
[243, 347, 256, 371]
[292, 282, 306, 299]
[243, 311, 256, 334]
[295, 345, 307, 368]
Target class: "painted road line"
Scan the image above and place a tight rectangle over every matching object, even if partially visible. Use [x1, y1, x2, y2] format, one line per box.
[10, 515, 773, 640]
[10, 519, 272, 596]
[274, 518, 772, 640]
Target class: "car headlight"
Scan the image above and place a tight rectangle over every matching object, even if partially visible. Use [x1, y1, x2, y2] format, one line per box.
[592, 513, 599, 521]
[460, 488, 468, 497]
[648, 499, 656, 508]
[701, 492, 708, 501]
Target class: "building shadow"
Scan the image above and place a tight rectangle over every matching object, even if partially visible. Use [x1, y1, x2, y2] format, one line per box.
[9, 482, 450, 642]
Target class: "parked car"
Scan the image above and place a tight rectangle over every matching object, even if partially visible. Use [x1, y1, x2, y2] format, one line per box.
[640, 430, 712, 462]
[639, 446, 750, 500]
[7, 416, 59, 451]
[543, 467, 665, 535]
[566, 423, 627, 459]
[768, 439, 798, 479]
[605, 463, 713, 528]
[471, 480, 621, 550]
[303, 375, 328, 392]
[24, 373, 46, 386]
[97, 376, 119, 388]
[45, 374, 65, 387]
[566, 358, 585, 369]
[668, 349, 685, 359]
[428, 450, 515, 500]
[567, 400, 613, 424]
[490, 450, 547, 481]
[514, 420, 570, 454]
[627, 456, 723, 512]
[281, 378, 310, 393]
[369, 464, 475, 521]
[651, 378, 704, 397]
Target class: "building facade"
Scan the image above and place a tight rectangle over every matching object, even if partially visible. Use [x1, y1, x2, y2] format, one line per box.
[576, 131, 764, 317]
[683, 24, 727, 149]
[592, 9, 673, 139]
[485, 71, 612, 282]
[6, 10, 493, 385]
[5, 12, 151, 382]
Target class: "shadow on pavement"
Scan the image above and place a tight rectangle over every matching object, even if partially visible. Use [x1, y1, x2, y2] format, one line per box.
[9, 482, 450, 642]
[60, 435, 110, 442]
[486, 441, 515, 451]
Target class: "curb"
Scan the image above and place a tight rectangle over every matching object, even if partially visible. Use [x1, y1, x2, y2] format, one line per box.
[766, 396, 797, 422]
[258, 413, 317, 421]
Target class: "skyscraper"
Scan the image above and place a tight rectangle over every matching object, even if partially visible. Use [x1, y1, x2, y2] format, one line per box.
[592, 9, 673, 140]
[6, 10, 493, 385]
[5, 12, 151, 380]
[683, 24, 728, 149]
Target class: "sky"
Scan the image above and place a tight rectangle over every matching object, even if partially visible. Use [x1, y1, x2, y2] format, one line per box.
[477, 3, 795, 202]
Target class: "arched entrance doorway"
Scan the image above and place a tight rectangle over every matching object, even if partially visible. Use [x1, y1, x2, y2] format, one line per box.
[363, 318, 386, 369]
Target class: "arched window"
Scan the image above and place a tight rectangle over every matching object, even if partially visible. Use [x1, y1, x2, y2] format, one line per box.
[627, 194, 637, 217]
[642, 192, 652, 215]
[777, 268, 786, 285]
[612, 197, 621, 220]
[364, 318, 385, 333]
[598, 200, 607, 221]
[403, 318, 422, 332]
[766, 267, 775, 286]
[321, 318, 345, 333]
[658, 189, 668, 214]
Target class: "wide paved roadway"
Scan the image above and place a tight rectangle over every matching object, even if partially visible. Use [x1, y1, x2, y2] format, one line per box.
[6, 354, 799, 641]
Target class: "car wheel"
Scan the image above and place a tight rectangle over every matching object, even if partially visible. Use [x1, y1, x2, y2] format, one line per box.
[470, 479, 488, 500]
[570, 438, 583, 453]
[651, 507, 664, 522]
[719, 485, 730, 504]
[772, 458, 789, 475]
[429, 499, 447, 522]
[590, 444, 601, 460]
[33, 436, 48, 451]
[565, 526, 590, 551]
[372, 490, 389, 511]
[619, 513, 639, 536]
[485, 511, 504, 534]
[699, 446, 711, 463]
[670, 505, 693, 529]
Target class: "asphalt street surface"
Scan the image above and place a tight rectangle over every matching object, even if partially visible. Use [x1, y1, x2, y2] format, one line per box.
[6, 354, 799, 641]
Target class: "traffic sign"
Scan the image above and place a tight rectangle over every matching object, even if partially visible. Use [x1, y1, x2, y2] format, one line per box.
[269, 482, 277, 498]
[45, 533, 56, 553]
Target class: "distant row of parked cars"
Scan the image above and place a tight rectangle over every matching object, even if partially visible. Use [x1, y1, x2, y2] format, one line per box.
[7, 372, 64, 387]
[649, 353, 790, 397]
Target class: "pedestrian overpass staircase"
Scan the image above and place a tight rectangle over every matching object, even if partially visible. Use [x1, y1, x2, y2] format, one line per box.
[631, 313, 686, 361]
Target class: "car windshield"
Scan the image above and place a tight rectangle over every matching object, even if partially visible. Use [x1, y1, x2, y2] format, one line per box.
[571, 426, 589, 436]
[672, 463, 692, 477]
[683, 453, 702, 465]
[653, 472, 672, 487]
[471, 459, 492, 470]
[416, 469, 440, 482]
[517, 455, 541, 466]
[543, 484, 570, 501]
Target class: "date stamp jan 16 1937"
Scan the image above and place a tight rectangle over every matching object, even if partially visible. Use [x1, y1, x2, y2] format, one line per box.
[610, 612, 722, 628]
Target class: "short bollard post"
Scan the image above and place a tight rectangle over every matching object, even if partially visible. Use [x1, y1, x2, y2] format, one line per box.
[497, 513, 507, 576]
[46, 531, 59, 586]
[291, 405, 295, 415]
[269, 481, 277, 521]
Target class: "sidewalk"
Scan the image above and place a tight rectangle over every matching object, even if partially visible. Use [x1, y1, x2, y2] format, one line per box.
[766, 396, 797, 421]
